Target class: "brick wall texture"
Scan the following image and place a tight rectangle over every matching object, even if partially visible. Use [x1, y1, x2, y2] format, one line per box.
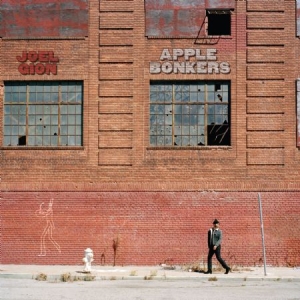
[1, 0, 300, 267]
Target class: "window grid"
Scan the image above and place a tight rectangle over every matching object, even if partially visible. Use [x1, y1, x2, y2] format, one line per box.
[150, 81, 230, 147]
[4, 81, 83, 147]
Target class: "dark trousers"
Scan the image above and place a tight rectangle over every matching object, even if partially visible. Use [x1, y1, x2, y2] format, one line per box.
[207, 245, 229, 271]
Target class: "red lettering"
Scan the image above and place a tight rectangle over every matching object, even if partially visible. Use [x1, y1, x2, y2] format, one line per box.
[35, 63, 45, 75]
[45, 64, 57, 75]
[17, 51, 59, 75]
[18, 63, 29, 75]
[16, 51, 28, 62]
[28, 51, 38, 62]
[38, 51, 49, 62]
[48, 51, 59, 62]
[29, 63, 35, 75]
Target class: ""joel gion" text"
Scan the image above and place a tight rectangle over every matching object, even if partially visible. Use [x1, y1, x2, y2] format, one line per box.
[17, 51, 59, 75]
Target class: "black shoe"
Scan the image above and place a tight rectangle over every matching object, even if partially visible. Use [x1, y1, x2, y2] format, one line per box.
[225, 267, 231, 274]
[204, 270, 212, 274]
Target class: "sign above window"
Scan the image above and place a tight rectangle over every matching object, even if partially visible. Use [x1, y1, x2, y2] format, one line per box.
[150, 48, 231, 75]
[16, 51, 59, 75]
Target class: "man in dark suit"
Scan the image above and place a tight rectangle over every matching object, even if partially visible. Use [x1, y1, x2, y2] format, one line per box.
[204, 219, 231, 274]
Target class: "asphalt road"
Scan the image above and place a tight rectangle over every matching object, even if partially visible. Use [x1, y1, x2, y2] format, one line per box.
[1, 278, 300, 300]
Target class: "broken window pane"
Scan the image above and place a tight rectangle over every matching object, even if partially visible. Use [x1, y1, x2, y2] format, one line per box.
[149, 81, 230, 147]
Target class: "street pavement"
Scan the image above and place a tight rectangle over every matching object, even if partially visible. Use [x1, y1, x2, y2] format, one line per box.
[1, 264, 300, 282]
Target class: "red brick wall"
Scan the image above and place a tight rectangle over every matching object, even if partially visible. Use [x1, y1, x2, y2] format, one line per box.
[1, 191, 299, 267]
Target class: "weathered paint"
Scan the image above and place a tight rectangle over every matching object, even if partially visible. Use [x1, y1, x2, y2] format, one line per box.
[0, 0, 88, 37]
[145, 0, 235, 37]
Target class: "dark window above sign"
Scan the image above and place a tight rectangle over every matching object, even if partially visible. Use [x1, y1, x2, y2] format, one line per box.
[0, 0, 88, 38]
[207, 10, 231, 36]
[145, 0, 235, 38]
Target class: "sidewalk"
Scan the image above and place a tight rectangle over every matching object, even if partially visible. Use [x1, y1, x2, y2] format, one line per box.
[1, 265, 300, 282]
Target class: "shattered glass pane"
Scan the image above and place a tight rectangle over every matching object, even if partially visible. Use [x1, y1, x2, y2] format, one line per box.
[149, 81, 230, 146]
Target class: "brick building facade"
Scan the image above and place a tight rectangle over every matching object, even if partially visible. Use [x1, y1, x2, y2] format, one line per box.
[0, 0, 299, 267]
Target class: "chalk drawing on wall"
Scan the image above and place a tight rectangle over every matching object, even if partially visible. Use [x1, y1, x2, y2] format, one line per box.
[35, 198, 61, 256]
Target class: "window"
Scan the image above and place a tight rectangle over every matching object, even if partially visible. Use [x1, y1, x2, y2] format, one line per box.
[4, 81, 83, 147]
[150, 81, 230, 147]
[206, 10, 231, 36]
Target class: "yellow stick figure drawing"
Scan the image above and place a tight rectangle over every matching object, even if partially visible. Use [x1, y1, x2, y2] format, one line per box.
[36, 198, 61, 256]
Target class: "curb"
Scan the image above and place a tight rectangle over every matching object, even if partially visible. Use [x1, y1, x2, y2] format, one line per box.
[1, 273, 300, 282]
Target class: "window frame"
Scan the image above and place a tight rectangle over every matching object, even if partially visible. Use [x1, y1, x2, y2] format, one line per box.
[3, 80, 83, 148]
[149, 80, 231, 148]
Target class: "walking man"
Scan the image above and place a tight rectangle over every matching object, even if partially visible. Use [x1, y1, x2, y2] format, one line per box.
[205, 219, 231, 274]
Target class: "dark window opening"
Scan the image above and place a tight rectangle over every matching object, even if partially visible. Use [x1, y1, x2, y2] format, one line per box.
[207, 124, 230, 146]
[18, 135, 26, 146]
[207, 11, 231, 36]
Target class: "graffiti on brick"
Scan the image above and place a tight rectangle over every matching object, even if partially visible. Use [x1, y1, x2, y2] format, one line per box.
[35, 198, 61, 256]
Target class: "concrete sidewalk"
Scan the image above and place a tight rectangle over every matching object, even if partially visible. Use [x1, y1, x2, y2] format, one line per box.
[1, 265, 300, 282]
